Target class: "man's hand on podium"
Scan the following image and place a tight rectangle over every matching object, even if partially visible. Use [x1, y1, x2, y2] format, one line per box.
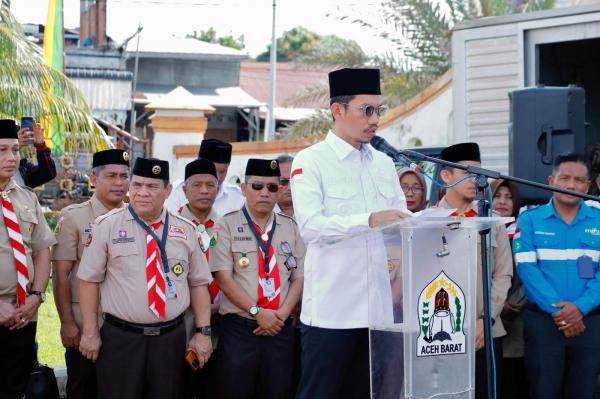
[475, 318, 484, 351]
[368, 210, 411, 228]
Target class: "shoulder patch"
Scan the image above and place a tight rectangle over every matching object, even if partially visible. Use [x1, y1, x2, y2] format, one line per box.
[224, 209, 241, 217]
[95, 207, 124, 225]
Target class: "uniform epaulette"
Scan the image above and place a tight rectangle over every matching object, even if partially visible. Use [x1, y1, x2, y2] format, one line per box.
[276, 212, 297, 224]
[170, 211, 196, 229]
[224, 209, 240, 217]
[15, 184, 34, 194]
[60, 201, 88, 215]
[95, 207, 124, 224]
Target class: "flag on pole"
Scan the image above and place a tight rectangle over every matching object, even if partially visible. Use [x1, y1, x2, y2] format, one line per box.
[43, 0, 65, 153]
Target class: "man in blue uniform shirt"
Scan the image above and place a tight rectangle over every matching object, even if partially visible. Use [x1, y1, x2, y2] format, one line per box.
[513, 153, 600, 399]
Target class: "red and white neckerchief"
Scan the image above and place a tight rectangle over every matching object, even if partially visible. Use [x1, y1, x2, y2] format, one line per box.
[254, 220, 281, 310]
[450, 209, 477, 217]
[146, 221, 166, 318]
[178, 206, 220, 301]
[507, 222, 518, 240]
[1, 190, 29, 306]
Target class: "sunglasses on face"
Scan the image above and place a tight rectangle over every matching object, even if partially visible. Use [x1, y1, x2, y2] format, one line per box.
[340, 103, 388, 118]
[279, 178, 291, 186]
[250, 182, 279, 193]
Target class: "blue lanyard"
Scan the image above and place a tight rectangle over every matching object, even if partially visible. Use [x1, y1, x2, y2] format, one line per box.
[128, 204, 170, 274]
[242, 206, 276, 274]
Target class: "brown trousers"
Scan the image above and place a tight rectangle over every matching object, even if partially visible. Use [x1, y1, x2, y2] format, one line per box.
[97, 320, 186, 399]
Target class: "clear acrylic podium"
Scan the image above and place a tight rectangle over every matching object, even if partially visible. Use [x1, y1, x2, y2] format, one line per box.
[319, 216, 511, 399]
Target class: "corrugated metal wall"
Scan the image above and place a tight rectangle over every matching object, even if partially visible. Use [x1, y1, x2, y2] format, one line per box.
[465, 35, 520, 174]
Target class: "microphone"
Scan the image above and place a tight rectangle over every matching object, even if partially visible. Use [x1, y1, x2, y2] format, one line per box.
[370, 136, 422, 173]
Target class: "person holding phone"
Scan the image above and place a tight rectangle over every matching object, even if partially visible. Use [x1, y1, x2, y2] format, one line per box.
[16, 117, 57, 189]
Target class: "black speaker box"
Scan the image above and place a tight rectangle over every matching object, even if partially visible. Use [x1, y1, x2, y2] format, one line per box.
[508, 85, 586, 205]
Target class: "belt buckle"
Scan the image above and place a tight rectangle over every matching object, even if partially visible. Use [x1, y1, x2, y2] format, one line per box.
[143, 326, 161, 336]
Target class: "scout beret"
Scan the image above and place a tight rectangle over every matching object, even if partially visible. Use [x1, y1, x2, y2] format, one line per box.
[185, 158, 218, 180]
[132, 157, 169, 181]
[0, 119, 18, 139]
[329, 68, 381, 98]
[92, 149, 130, 168]
[245, 158, 280, 177]
[441, 142, 481, 164]
[198, 138, 232, 164]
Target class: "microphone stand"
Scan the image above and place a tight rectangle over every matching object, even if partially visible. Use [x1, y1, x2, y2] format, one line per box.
[399, 149, 599, 399]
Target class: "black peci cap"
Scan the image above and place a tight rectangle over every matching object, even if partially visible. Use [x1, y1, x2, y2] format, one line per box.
[245, 158, 280, 177]
[132, 157, 169, 181]
[329, 68, 381, 98]
[198, 138, 232, 164]
[185, 158, 218, 180]
[92, 149, 130, 168]
[0, 119, 18, 139]
[441, 142, 481, 164]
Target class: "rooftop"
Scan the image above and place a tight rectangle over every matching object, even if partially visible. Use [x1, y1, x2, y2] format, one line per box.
[125, 33, 247, 60]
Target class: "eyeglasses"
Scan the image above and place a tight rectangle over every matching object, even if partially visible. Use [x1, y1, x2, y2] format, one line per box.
[401, 184, 424, 194]
[340, 103, 388, 118]
[281, 241, 297, 270]
[279, 178, 290, 186]
[251, 182, 279, 193]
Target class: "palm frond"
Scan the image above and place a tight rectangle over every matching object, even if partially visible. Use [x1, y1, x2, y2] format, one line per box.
[283, 83, 329, 108]
[0, 6, 111, 155]
[283, 110, 332, 139]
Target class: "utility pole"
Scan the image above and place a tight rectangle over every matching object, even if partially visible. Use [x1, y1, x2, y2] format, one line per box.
[264, 0, 277, 142]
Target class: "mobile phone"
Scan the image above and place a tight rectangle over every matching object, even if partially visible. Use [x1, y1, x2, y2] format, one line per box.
[185, 350, 200, 371]
[20, 117, 34, 131]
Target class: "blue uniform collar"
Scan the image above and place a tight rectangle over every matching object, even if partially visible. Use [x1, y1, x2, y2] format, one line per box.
[543, 198, 593, 223]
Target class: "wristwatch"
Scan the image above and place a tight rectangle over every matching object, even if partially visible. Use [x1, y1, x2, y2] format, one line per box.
[195, 326, 212, 336]
[248, 305, 260, 317]
[29, 290, 46, 303]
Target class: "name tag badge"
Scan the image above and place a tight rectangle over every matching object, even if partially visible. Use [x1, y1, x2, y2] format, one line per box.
[168, 225, 187, 240]
[166, 277, 177, 299]
[578, 255, 594, 279]
[262, 278, 275, 298]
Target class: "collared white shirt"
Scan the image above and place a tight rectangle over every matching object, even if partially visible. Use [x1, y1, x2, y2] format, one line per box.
[165, 179, 245, 215]
[291, 131, 408, 329]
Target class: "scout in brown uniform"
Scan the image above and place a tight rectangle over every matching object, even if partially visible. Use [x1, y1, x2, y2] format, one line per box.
[178, 158, 221, 399]
[77, 157, 213, 399]
[210, 158, 305, 399]
[436, 143, 513, 399]
[0, 119, 56, 398]
[52, 149, 129, 399]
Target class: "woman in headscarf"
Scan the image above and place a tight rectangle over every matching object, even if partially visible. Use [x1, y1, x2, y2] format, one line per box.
[397, 167, 428, 212]
[491, 179, 528, 399]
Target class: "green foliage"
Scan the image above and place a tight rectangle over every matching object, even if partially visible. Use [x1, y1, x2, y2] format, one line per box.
[187, 27, 245, 50]
[256, 27, 321, 62]
[0, 6, 110, 156]
[455, 296, 462, 332]
[37, 282, 66, 367]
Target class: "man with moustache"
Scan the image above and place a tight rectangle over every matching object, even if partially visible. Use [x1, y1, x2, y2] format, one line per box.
[210, 158, 305, 399]
[52, 149, 130, 399]
[436, 142, 512, 399]
[77, 157, 213, 399]
[292, 68, 409, 399]
[0, 119, 56, 398]
[275, 154, 294, 219]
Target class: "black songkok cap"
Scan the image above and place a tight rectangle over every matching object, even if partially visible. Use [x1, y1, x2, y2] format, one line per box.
[185, 158, 217, 180]
[198, 138, 232, 164]
[132, 157, 169, 181]
[92, 149, 130, 168]
[441, 143, 481, 163]
[245, 158, 280, 177]
[0, 119, 18, 139]
[329, 68, 381, 98]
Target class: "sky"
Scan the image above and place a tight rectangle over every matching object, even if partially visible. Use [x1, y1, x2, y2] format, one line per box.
[11, 0, 397, 57]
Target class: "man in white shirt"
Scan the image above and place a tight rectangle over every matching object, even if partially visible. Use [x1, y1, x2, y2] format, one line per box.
[165, 138, 244, 215]
[292, 68, 410, 399]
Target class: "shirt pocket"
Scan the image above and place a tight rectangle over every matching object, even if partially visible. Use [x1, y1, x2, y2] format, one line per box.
[580, 235, 600, 263]
[326, 185, 358, 216]
[167, 247, 190, 282]
[18, 208, 38, 244]
[376, 183, 395, 200]
[232, 241, 258, 273]
[276, 243, 294, 280]
[110, 243, 139, 277]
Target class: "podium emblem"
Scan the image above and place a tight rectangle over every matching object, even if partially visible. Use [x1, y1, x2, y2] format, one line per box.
[416, 271, 466, 357]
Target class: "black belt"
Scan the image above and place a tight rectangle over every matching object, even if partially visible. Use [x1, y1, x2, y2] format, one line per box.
[104, 313, 185, 336]
[525, 303, 600, 317]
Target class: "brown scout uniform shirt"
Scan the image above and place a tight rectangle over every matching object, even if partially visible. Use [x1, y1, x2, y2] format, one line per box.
[0, 179, 56, 320]
[210, 209, 305, 319]
[77, 206, 212, 324]
[438, 197, 513, 338]
[51, 194, 114, 327]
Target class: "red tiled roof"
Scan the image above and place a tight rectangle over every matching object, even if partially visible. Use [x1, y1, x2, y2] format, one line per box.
[240, 61, 330, 109]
